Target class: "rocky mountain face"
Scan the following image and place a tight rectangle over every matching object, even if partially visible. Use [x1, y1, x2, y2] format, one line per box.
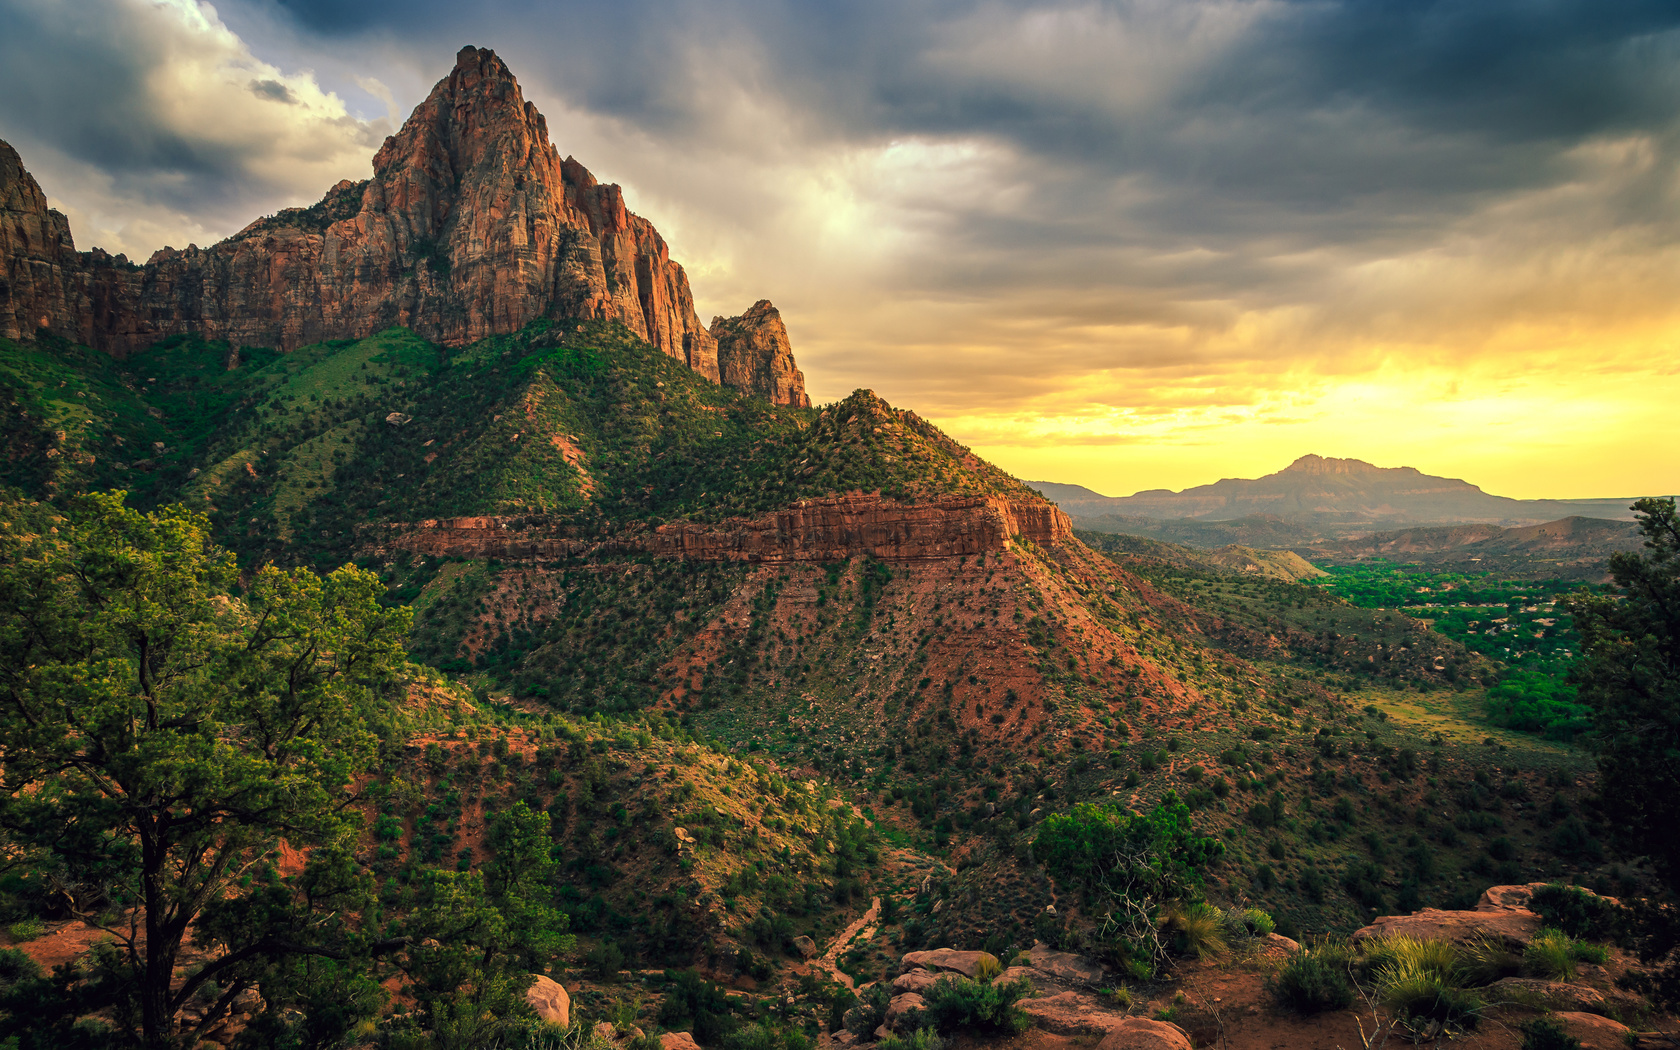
[0, 46, 808, 406]
[368, 492, 1070, 563]
[711, 300, 810, 408]
[1033, 454, 1636, 529]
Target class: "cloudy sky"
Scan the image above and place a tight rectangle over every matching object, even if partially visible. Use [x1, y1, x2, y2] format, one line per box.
[3, 0, 1677, 499]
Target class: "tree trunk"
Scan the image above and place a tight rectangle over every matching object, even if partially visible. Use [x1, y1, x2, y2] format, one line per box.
[141, 831, 179, 1050]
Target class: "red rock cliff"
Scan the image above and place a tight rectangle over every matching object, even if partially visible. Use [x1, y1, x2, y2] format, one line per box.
[711, 300, 810, 408]
[0, 48, 809, 405]
[366, 494, 1072, 563]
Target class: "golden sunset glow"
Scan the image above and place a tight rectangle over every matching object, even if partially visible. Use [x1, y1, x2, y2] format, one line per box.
[3, 0, 1677, 499]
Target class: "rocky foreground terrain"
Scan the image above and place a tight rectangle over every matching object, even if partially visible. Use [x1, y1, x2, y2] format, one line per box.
[11, 882, 1674, 1048]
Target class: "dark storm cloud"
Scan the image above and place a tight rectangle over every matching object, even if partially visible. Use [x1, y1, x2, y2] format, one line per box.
[4, 0, 1677, 417]
[250, 78, 300, 104]
[241, 0, 1680, 273]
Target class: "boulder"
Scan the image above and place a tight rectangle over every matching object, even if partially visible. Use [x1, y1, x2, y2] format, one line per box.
[999, 966, 1038, 986]
[1094, 1018, 1194, 1050]
[661, 1033, 702, 1050]
[793, 936, 819, 959]
[1488, 977, 1606, 1013]
[899, 949, 994, 978]
[892, 970, 951, 995]
[595, 1023, 618, 1041]
[884, 993, 926, 1032]
[526, 975, 570, 1027]
[1351, 907, 1540, 948]
[1258, 933, 1300, 957]
[1476, 882, 1554, 911]
[1019, 991, 1128, 1035]
[1552, 1012, 1631, 1050]
[1028, 941, 1105, 985]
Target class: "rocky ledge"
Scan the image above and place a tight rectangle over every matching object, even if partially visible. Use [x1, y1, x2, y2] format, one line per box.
[365, 493, 1073, 563]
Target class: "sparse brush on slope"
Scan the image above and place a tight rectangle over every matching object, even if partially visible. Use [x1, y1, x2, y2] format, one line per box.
[1360, 936, 1481, 1035]
[920, 975, 1033, 1035]
[1267, 943, 1355, 1014]
[1160, 901, 1227, 960]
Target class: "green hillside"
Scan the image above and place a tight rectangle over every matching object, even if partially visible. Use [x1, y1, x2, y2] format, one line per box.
[2, 322, 1044, 572]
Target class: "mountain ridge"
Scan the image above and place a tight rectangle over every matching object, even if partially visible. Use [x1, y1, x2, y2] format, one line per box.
[0, 46, 809, 406]
[1029, 453, 1639, 528]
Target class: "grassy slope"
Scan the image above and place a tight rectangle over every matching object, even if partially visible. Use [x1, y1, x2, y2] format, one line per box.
[0, 324, 1623, 976]
[8, 322, 1044, 569]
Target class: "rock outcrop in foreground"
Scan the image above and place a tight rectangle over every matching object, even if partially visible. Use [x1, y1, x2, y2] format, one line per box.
[0, 47, 809, 406]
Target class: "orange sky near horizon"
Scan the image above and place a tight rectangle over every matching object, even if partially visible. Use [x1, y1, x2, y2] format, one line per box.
[4, 0, 1678, 504]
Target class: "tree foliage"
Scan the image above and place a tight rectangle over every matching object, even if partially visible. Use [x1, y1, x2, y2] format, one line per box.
[1568, 496, 1680, 1007]
[0, 492, 410, 1047]
[1569, 497, 1680, 880]
[1034, 792, 1223, 974]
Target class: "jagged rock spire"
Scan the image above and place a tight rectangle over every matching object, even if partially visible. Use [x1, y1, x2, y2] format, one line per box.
[0, 48, 810, 406]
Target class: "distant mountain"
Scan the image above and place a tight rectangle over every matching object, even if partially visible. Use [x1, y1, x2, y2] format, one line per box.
[1029, 454, 1639, 529]
[1304, 515, 1644, 581]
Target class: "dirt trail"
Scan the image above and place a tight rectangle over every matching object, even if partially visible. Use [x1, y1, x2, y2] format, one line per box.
[813, 896, 880, 991]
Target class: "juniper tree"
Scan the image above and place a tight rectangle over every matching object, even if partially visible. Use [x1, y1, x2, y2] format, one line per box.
[1569, 496, 1680, 1007]
[0, 493, 410, 1048]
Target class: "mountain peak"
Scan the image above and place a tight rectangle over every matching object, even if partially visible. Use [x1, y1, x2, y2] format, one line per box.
[1282, 454, 1387, 475]
[0, 48, 811, 406]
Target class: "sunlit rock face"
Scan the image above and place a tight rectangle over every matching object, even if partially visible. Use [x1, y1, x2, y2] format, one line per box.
[0, 47, 807, 406]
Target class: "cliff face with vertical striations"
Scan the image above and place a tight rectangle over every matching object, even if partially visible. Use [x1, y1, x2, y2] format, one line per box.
[711, 300, 810, 408]
[0, 47, 810, 406]
[362, 493, 1073, 564]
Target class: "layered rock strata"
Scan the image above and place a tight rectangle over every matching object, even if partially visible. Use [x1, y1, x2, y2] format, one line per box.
[0, 47, 809, 406]
[711, 300, 809, 408]
[364, 494, 1072, 563]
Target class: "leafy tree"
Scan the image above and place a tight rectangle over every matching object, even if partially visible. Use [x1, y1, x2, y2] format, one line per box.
[0, 492, 410, 1047]
[392, 868, 555, 1049]
[1568, 497, 1680, 1006]
[487, 800, 575, 968]
[1034, 792, 1223, 974]
[1483, 671, 1592, 741]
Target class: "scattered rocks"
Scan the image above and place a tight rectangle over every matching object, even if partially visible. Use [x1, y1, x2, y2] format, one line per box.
[1028, 941, 1106, 985]
[1018, 991, 1129, 1035]
[1257, 933, 1300, 957]
[899, 949, 995, 978]
[525, 974, 570, 1026]
[1476, 882, 1554, 911]
[892, 969, 950, 995]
